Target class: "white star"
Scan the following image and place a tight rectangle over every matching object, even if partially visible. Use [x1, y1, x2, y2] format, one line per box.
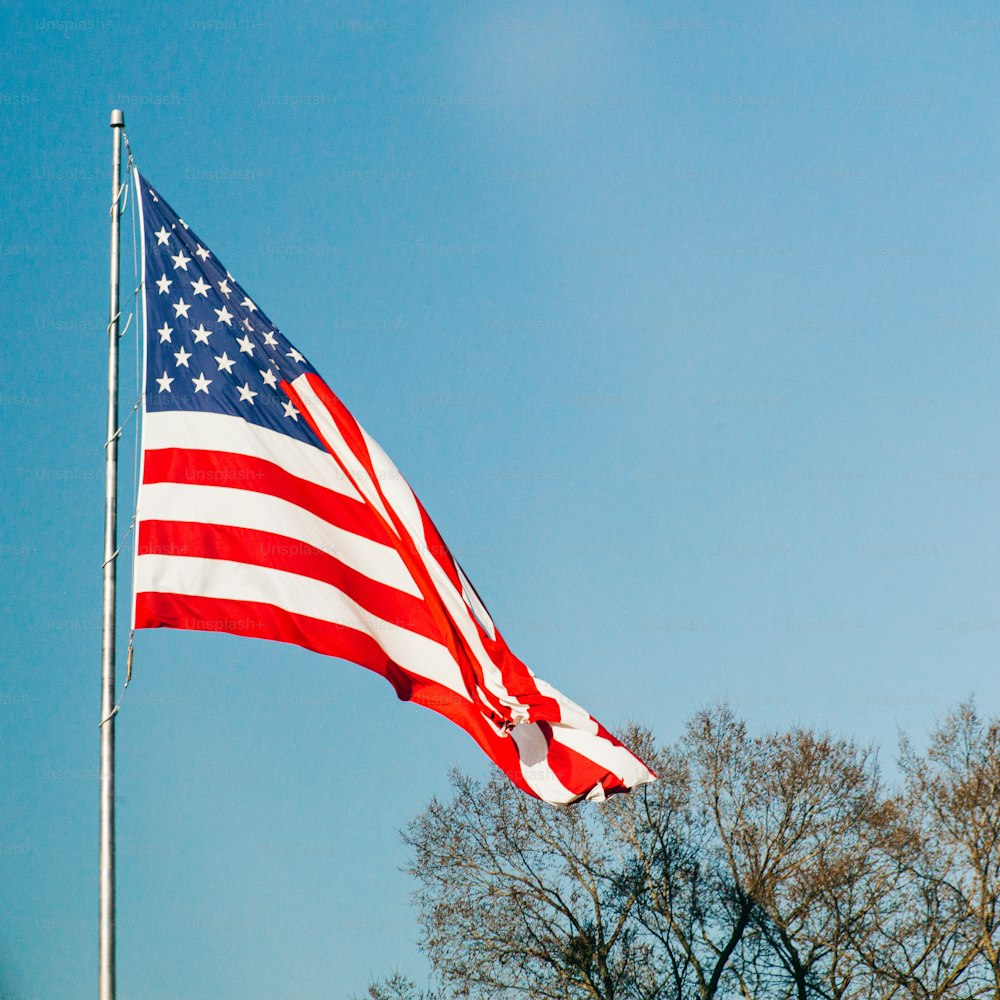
[171, 250, 191, 271]
[155, 370, 174, 393]
[263, 330, 278, 347]
[236, 334, 255, 355]
[242, 317, 254, 332]
[179, 218, 189, 230]
[215, 305, 233, 326]
[217, 279, 232, 297]
[241, 296, 257, 313]
[157, 322, 173, 343]
[156, 273, 172, 295]
[260, 368, 278, 389]
[195, 244, 210, 261]
[282, 399, 299, 421]
[286, 347, 305, 364]
[154, 226, 170, 246]
[149, 188, 159, 203]
[192, 372, 212, 394]
[190, 276, 211, 297]
[173, 298, 191, 319]
[226, 270, 234, 280]
[237, 382, 258, 405]
[215, 352, 236, 374]
[192, 323, 213, 345]
[173, 346, 192, 368]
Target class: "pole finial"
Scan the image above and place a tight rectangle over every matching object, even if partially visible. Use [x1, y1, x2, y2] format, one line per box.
[110, 109, 124, 128]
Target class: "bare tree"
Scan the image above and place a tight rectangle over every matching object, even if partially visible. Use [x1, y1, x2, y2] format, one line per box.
[608, 716, 763, 1000]
[370, 703, 1000, 1000]
[619, 707, 898, 1000]
[404, 716, 772, 1000]
[857, 702, 1000, 999]
[354, 972, 444, 1000]
[403, 765, 660, 1000]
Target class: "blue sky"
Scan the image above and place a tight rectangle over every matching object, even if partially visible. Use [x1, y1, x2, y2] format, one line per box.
[3, 2, 1000, 997]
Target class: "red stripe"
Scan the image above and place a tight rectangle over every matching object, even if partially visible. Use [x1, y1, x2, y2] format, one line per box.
[137, 520, 438, 642]
[142, 447, 387, 546]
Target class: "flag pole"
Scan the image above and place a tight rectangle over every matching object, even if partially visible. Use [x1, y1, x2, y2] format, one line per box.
[100, 107, 124, 1000]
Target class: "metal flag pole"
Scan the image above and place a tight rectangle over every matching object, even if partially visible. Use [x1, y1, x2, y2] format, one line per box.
[100, 107, 124, 1000]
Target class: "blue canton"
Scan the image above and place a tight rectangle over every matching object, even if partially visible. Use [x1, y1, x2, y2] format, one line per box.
[138, 172, 324, 449]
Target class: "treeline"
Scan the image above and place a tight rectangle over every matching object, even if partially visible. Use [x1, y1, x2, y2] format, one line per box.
[359, 702, 1000, 1000]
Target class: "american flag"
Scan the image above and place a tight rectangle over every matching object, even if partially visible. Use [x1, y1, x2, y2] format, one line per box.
[132, 170, 655, 804]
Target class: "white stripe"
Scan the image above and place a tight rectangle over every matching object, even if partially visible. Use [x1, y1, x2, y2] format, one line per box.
[549, 726, 655, 789]
[534, 676, 655, 788]
[291, 375, 394, 525]
[138, 481, 420, 597]
[135, 554, 470, 700]
[359, 427, 424, 543]
[510, 724, 579, 805]
[142, 409, 361, 500]
[534, 677, 595, 728]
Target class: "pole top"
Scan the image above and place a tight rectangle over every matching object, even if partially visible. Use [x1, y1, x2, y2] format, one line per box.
[110, 109, 124, 128]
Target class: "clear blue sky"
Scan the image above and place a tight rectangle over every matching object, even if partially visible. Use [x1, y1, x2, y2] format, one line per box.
[3, 2, 1000, 997]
